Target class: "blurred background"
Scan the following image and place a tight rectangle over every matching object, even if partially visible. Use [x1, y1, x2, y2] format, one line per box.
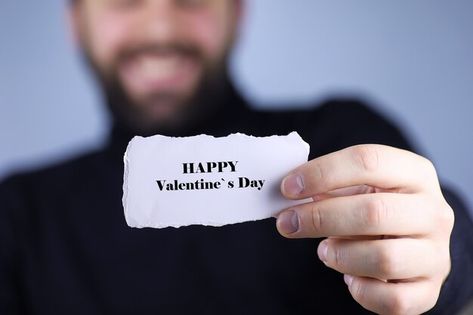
[1, 0, 472, 217]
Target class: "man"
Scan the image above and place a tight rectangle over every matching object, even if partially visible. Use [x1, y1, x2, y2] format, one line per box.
[1, 0, 472, 314]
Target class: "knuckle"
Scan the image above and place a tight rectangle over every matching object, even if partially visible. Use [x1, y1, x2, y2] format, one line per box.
[305, 161, 331, 193]
[384, 289, 411, 315]
[363, 198, 388, 229]
[333, 247, 348, 269]
[374, 245, 399, 278]
[426, 284, 442, 312]
[350, 278, 366, 304]
[352, 145, 380, 173]
[313, 161, 326, 182]
[310, 204, 324, 233]
[420, 156, 440, 187]
[438, 202, 455, 232]
[421, 156, 437, 176]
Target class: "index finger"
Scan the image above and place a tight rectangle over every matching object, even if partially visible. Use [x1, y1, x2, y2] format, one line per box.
[281, 144, 440, 200]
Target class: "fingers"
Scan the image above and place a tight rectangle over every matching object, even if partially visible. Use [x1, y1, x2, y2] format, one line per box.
[344, 275, 440, 315]
[317, 238, 441, 280]
[276, 145, 453, 314]
[281, 144, 440, 200]
[276, 193, 436, 238]
[312, 184, 377, 202]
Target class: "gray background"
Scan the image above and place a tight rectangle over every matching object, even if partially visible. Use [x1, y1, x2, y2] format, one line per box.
[1, 0, 472, 217]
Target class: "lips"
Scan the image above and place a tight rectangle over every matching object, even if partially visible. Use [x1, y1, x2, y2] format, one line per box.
[118, 52, 199, 97]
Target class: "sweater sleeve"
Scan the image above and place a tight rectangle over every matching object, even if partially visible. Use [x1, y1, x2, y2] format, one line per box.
[0, 176, 25, 315]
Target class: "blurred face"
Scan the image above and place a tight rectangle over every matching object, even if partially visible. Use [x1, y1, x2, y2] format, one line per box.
[72, 0, 241, 135]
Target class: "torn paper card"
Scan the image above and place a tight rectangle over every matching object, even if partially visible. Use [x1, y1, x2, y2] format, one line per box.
[123, 132, 310, 228]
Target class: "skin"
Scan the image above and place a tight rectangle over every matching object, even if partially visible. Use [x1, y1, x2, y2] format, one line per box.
[70, 1, 455, 313]
[277, 145, 454, 315]
[71, 0, 241, 135]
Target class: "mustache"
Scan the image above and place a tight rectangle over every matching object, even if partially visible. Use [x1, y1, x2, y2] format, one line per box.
[116, 42, 203, 63]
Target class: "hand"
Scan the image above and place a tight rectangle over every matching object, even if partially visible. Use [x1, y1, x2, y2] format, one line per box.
[276, 144, 454, 315]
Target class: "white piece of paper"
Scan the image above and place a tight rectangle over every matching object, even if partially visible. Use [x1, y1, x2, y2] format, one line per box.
[123, 132, 310, 228]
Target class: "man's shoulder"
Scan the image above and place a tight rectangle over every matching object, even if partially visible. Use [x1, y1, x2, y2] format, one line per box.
[253, 97, 380, 116]
[247, 97, 413, 155]
[249, 97, 400, 137]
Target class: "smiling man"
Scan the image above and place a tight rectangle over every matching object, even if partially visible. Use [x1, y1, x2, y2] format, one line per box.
[74, 0, 240, 136]
[1, 0, 473, 314]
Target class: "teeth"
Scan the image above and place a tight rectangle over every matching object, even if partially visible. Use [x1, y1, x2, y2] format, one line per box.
[138, 55, 181, 80]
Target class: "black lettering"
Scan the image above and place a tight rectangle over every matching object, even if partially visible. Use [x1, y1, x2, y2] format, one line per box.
[228, 161, 238, 172]
[238, 177, 250, 188]
[156, 180, 166, 190]
[182, 163, 193, 174]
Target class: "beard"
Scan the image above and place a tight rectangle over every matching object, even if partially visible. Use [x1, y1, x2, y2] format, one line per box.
[81, 41, 231, 137]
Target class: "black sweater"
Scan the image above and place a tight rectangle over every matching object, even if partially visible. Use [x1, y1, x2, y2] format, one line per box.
[1, 85, 473, 314]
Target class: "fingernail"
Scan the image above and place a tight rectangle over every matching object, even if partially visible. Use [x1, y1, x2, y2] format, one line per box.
[317, 240, 328, 262]
[282, 174, 304, 196]
[277, 210, 299, 235]
[344, 274, 353, 286]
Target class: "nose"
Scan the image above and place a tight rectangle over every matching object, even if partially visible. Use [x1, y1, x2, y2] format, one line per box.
[140, 0, 180, 44]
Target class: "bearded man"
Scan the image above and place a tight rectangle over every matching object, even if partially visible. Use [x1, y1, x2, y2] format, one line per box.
[1, 1, 473, 314]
